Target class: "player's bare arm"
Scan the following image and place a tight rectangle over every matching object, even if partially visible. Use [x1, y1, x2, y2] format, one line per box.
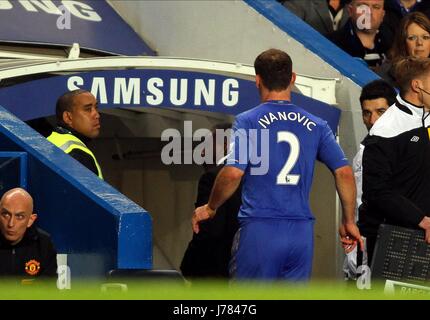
[334, 165, 364, 251]
[192, 166, 243, 234]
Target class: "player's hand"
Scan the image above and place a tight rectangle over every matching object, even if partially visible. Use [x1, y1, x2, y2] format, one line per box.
[339, 222, 364, 252]
[418, 216, 430, 244]
[424, 229, 430, 244]
[342, 241, 357, 254]
[192, 204, 216, 234]
[339, 224, 356, 253]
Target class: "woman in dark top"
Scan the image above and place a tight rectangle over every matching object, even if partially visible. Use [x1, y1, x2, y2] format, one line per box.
[378, 12, 430, 86]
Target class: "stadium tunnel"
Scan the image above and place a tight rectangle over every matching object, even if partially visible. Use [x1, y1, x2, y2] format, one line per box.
[108, 0, 384, 279]
[0, 56, 341, 279]
[0, 0, 381, 281]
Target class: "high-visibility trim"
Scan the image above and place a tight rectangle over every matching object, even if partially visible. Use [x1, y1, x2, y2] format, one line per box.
[47, 132, 103, 179]
[57, 140, 87, 152]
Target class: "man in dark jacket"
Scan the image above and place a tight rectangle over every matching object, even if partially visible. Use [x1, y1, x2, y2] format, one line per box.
[181, 123, 241, 279]
[329, 0, 393, 68]
[283, 0, 350, 37]
[384, 0, 430, 36]
[359, 57, 430, 266]
[47, 90, 103, 179]
[0, 188, 57, 278]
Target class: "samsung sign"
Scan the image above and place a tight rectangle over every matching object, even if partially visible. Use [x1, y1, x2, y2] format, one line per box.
[67, 74, 241, 108]
[0, 0, 154, 55]
[0, 69, 258, 118]
[0, 69, 340, 132]
[0, 0, 101, 21]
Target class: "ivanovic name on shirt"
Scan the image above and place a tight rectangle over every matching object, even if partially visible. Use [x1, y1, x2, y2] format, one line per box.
[258, 111, 316, 131]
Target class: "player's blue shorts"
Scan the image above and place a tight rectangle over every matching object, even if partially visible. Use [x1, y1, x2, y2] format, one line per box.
[229, 218, 314, 281]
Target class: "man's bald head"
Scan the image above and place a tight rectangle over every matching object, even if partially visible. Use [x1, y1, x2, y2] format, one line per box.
[0, 188, 36, 245]
[1, 188, 33, 211]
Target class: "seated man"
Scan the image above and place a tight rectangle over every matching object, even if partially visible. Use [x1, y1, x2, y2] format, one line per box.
[384, 0, 430, 36]
[0, 188, 57, 279]
[329, 0, 393, 68]
[283, 0, 349, 37]
[47, 90, 103, 179]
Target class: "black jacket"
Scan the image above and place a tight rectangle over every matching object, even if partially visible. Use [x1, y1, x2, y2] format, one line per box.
[328, 20, 394, 67]
[0, 226, 57, 278]
[180, 165, 241, 278]
[359, 96, 430, 238]
[282, 0, 349, 37]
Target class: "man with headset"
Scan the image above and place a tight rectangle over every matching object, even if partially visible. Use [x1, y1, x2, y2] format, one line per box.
[359, 57, 430, 266]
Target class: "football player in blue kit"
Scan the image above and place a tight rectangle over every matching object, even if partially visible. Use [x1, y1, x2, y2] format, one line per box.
[192, 49, 363, 281]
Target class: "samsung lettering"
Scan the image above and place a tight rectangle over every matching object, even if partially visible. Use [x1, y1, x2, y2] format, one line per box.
[67, 76, 239, 107]
[0, 0, 101, 22]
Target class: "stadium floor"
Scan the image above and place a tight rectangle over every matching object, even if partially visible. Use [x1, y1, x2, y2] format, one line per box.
[1, 279, 429, 300]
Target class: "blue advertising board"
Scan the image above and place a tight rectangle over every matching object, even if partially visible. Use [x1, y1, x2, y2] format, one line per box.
[0, 69, 340, 133]
[0, 0, 154, 56]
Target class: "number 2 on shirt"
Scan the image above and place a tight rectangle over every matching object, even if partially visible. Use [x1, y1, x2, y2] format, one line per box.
[276, 131, 300, 185]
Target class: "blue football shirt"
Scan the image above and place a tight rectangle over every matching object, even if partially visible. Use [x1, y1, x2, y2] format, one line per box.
[226, 100, 348, 220]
